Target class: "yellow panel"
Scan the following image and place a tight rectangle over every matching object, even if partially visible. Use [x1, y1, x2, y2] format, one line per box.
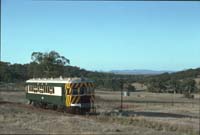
[71, 96, 76, 104]
[75, 96, 80, 104]
[75, 83, 80, 88]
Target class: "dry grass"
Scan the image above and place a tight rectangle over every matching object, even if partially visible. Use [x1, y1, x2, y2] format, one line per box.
[95, 89, 199, 135]
[94, 115, 198, 135]
[0, 89, 199, 135]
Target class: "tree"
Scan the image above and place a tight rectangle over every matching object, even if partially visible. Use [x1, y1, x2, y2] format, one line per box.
[31, 51, 70, 66]
[168, 79, 181, 93]
[126, 84, 136, 92]
[0, 61, 28, 82]
[181, 79, 197, 94]
[30, 51, 70, 77]
[0, 62, 12, 82]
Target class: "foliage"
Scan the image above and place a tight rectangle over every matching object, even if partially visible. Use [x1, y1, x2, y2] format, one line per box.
[145, 71, 199, 94]
[0, 62, 28, 82]
[0, 50, 199, 94]
[126, 84, 136, 92]
[29, 51, 70, 77]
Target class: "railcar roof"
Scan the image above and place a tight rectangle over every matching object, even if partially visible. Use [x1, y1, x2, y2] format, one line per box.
[26, 77, 93, 84]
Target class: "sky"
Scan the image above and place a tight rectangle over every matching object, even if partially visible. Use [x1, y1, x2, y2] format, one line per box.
[1, 0, 200, 71]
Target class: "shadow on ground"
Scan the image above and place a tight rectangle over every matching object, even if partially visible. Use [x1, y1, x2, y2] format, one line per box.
[103, 110, 199, 119]
[126, 111, 198, 118]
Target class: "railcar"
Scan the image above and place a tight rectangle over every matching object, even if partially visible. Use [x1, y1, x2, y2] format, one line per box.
[25, 77, 95, 113]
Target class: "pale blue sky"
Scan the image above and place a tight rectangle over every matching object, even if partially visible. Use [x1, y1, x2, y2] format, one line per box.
[2, 0, 200, 71]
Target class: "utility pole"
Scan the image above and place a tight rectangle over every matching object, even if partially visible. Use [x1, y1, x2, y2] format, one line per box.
[199, 88, 200, 135]
[120, 79, 124, 112]
[173, 89, 175, 106]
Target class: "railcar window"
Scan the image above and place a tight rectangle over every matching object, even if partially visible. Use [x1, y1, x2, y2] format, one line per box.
[80, 87, 84, 94]
[29, 85, 33, 91]
[80, 87, 88, 95]
[39, 86, 43, 93]
[31, 85, 33, 91]
[88, 88, 91, 94]
[72, 89, 78, 95]
[47, 86, 49, 93]
[85, 88, 87, 94]
[46, 86, 48, 93]
[33, 86, 38, 92]
[44, 86, 46, 93]
[49, 87, 54, 94]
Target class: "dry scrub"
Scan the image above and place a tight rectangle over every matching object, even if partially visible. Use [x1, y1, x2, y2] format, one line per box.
[0, 90, 199, 135]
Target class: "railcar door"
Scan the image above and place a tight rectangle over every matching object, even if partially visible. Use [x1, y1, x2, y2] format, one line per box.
[65, 83, 72, 107]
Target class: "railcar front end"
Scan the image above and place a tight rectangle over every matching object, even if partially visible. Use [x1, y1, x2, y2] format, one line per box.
[25, 78, 95, 114]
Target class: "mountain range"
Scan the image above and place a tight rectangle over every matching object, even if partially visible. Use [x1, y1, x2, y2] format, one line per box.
[110, 69, 175, 75]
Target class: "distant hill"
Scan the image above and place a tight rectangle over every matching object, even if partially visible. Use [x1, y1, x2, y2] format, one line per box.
[110, 69, 175, 75]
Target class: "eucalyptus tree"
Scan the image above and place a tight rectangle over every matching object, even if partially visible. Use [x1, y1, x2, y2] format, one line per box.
[29, 51, 70, 78]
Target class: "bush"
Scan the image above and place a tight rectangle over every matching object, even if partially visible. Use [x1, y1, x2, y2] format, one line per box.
[127, 84, 136, 92]
[183, 92, 194, 99]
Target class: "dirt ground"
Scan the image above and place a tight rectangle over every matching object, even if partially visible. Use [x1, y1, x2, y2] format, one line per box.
[0, 89, 199, 135]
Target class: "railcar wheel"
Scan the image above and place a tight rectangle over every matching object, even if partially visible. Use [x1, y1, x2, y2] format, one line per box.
[33, 101, 39, 107]
[80, 109, 86, 115]
[40, 103, 47, 109]
[53, 105, 57, 110]
[66, 107, 72, 113]
[75, 107, 81, 114]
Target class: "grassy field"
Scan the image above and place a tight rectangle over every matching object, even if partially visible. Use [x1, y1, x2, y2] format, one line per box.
[0, 88, 199, 135]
